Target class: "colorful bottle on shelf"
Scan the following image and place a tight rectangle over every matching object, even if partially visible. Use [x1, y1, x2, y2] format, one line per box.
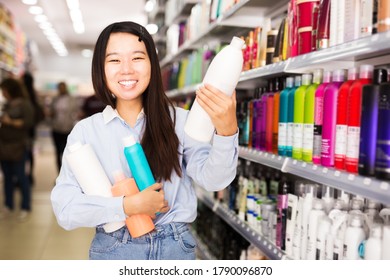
[111, 171, 155, 238]
[375, 83, 390, 180]
[303, 69, 323, 162]
[265, 80, 275, 152]
[260, 86, 269, 151]
[313, 70, 331, 164]
[359, 69, 388, 176]
[321, 69, 346, 167]
[293, 74, 312, 160]
[278, 77, 294, 156]
[184, 36, 244, 143]
[123, 135, 155, 191]
[345, 64, 374, 173]
[272, 78, 282, 154]
[316, 0, 331, 49]
[334, 67, 358, 170]
[287, 76, 301, 157]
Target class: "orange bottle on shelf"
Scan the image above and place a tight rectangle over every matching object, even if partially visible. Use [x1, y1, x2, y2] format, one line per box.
[111, 171, 155, 238]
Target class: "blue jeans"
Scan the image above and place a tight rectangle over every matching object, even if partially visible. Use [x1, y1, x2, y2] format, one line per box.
[89, 222, 196, 260]
[1, 151, 31, 211]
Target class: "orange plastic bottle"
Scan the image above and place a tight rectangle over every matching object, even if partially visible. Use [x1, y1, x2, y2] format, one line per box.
[111, 171, 155, 238]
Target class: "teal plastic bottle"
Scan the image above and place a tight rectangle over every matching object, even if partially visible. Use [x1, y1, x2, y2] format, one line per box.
[293, 74, 312, 160]
[123, 135, 155, 191]
[278, 77, 294, 156]
[287, 76, 301, 157]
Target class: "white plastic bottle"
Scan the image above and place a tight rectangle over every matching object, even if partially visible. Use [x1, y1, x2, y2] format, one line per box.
[343, 213, 366, 260]
[306, 199, 326, 260]
[321, 185, 335, 214]
[364, 224, 383, 260]
[300, 184, 317, 260]
[379, 208, 390, 259]
[184, 36, 245, 143]
[316, 215, 331, 260]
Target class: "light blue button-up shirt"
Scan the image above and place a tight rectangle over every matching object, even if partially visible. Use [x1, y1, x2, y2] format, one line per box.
[51, 105, 238, 230]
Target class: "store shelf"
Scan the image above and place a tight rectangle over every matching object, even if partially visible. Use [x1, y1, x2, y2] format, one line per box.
[195, 186, 287, 260]
[190, 226, 217, 260]
[160, 0, 288, 67]
[165, 0, 200, 26]
[166, 83, 199, 98]
[238, 146, 390, 206]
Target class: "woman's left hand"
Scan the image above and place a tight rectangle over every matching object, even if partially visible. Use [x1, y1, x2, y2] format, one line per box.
[195, 83, 238, 137]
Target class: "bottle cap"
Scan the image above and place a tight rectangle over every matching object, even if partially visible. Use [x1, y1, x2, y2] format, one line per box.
[230, 36, 245, 50]
[373, 68, 388, 84]
[312, 69, 323, 84]
[302, 74, 312, 85]
[359, 64, 374, 79]
[313, 198, 324, 210]
[286, 77, 294, 88]
[68, 141, 82, 153]
[347, 67, 358, 81]
[294, 75, 302, 87]
[350, 214, 363, 227]
[323, 70, 332, 83]
[332, 69, 346, 82]
[122, 135, 137, 147]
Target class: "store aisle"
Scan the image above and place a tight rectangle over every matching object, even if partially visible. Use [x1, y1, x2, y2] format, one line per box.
[0, 124, 94, 260]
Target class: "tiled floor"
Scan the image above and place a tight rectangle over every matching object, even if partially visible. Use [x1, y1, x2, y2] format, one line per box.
[0, 124, 95, 260]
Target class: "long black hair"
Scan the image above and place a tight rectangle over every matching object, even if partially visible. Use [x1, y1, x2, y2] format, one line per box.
[91, 21, 181, 181]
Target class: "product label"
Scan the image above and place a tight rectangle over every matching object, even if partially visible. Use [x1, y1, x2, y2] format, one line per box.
[293, 123, 304, 149]
[335, 124, 347, 155]
[314, 96, 324, 124]
[303, 123, 314, 152]
[287, 122, 294, 148]
[346, 126, 360, 159]
[278, 122, 287, 147]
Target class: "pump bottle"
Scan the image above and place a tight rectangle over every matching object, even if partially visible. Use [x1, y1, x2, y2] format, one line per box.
[184, 36, 244, 143]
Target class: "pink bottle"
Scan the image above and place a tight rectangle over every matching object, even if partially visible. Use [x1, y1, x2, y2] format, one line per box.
[287, 0, 298, 58]
[321, 69, 346, 167]
[313, 70, 331, 165]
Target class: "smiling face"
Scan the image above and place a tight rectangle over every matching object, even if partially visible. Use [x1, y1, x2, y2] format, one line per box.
[104, 32, 151, 107]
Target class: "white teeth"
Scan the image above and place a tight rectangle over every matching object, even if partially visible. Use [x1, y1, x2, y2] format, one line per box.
[119, 80, 137, 86]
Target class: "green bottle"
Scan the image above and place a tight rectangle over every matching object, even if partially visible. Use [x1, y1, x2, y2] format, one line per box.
[302, 69, 323, 162]
[292, 74, 312, 160]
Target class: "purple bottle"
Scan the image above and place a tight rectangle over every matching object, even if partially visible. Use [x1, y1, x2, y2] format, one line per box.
[359, 69, 388, 176]
[321, 69, 346, 167]
[252, 87, 264, 150]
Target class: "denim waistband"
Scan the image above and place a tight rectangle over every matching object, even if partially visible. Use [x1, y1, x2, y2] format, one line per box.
[96, 222, 189, 243]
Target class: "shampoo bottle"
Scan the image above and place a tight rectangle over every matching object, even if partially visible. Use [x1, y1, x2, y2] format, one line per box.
[303, 69, 323, 162]
[343, 213, 366, 260]
[184, 36, 244, 143]
[334, 67, 358, 170]
[359, 68, 388, 176]
[278, 77, 294, 156]
[313, 70, 331, 164]
[111, 171, 155, 237]
[287, 76, 301, 157]
[65, 142, 124, 233]
[293, 74, 312, 160]
[300, 184, 317, 259]
[123, 135, 155, 191]
[380, 208, 390, 259]
[306, 198, 326, 259]
[363, 224, 383, 260]
[316, 0, 331, 49]
[321, 69, 346, 167]
[375, 83, 390, 180]
[345, 64, 374, 173]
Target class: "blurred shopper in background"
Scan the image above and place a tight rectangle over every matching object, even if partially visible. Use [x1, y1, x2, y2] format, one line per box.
[22, 72, 45, 185]
[79, 94, 105, 119]
[0, 77, 35, 221]
[49, 81, 79, 172]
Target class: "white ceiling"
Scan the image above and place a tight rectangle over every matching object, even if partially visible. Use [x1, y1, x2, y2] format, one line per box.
[1, 0, 148, 55]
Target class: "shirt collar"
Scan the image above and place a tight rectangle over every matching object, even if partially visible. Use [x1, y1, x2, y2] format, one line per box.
[102, 105, 145, 125]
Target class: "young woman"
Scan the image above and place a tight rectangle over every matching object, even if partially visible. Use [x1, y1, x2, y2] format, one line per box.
[51, 21, 239, 260]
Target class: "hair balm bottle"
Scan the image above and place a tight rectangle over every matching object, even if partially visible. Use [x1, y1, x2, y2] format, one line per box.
[184, 36, 244, 143]
[278, 77, 294, 156]
[111, 171, 155, 238]
[65, 142, 125, 233]
[123, 135, 155, 191]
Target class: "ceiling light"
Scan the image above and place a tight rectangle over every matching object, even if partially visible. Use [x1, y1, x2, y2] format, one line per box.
[28, 6, 43, 15]
[145, 23, 158, 35]
[34, 14, 48, 23]
[22, 0, 38, 5]
[144, 0, 155, 13]
[81, 49, 93, 58]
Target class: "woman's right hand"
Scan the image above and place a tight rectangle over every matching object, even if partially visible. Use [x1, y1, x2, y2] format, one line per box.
[123, 183, 169, 219]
